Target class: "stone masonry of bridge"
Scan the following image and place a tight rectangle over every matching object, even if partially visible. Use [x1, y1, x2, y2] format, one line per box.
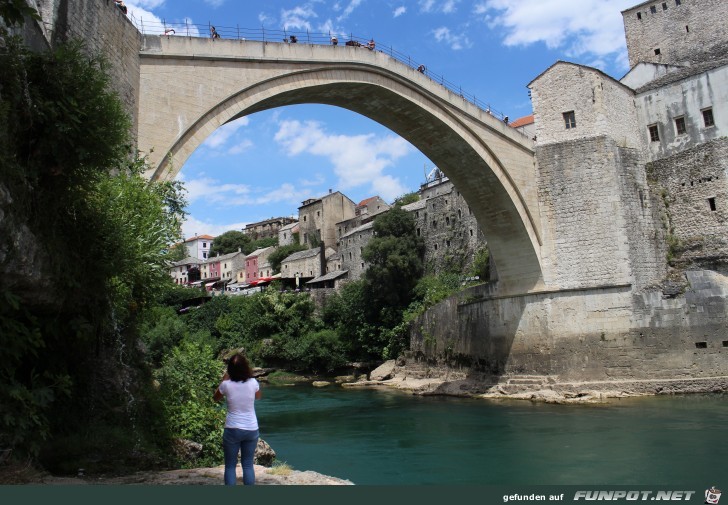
[137, 35, 543, 294]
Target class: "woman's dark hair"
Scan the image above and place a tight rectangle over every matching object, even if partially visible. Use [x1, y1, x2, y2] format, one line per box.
[227, 354, 254, 382]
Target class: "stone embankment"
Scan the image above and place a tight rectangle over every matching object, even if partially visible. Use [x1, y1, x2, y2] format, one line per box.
[346, 360, 728, 404]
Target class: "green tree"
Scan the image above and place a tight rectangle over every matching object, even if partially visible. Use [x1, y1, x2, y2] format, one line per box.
[166, 243, 189, 262]
[0, 0, 40, 26]
[393, 191, 420, 207]
[209, 230, 251, 256]
[363, 206, 425, 325]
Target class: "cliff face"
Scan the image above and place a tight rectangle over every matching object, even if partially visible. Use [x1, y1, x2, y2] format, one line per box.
[1, 0, 142, 307]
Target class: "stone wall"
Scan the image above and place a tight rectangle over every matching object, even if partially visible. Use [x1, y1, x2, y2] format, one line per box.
[530, 62, 641, 149]
[410, 269, 728, 382]
[32, 0, 142, 136]
[536, 136, 664, 289]
[622, 0, 728, 67]
[647, 137, 728, 274]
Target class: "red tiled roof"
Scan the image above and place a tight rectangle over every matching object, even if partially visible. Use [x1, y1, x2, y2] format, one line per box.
[185, 234, 215, 242]
[357, 196, 378, 207]
[510, 114, 534, 128]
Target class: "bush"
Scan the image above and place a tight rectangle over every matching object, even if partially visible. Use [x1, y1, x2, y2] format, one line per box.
[155, 341, 225, 466]
[280, 329, 347, 373]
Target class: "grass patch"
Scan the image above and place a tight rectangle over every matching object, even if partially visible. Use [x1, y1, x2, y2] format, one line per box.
[268, 461, 294, 476]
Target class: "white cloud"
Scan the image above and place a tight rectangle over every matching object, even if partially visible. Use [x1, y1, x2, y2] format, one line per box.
[371, 175, 408, 202]
[432, 27, 471, 50]
[337, 0, 363, 21]
[442, 0, 459, 14]
[202, 118, 251, 150]
[274, 119, 410, 200]
[181, 176, 252, 205]
[419, 0, 436, 12]
[281, 4, 318, 31]
[393, 6, 406, 17]
[182, 215, 248, 239]
[204, 0, 225, 7]
[419, 0, 459, 14]
[129, 0, 165, 9]
[254, 183, 314, 205]
[126, 3, 199, 36]
[227, 139, 254, 155]
[475, 0, 634, 69]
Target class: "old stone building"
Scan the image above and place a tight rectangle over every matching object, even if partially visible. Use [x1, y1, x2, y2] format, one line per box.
[621, 0, 728, 68]
[403, 175, 487, 275]
[242, 216, 296, 240]
[278, 221, 299, 246]
[298, 191, 356, 249]
[337, 221, 374, 281]
[280, 247, 336, 285]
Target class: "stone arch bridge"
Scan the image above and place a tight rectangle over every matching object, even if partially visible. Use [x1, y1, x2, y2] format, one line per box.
[138, 35, 542, 293]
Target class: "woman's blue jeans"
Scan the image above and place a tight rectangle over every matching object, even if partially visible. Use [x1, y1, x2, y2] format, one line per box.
[222, 427, 259, 485]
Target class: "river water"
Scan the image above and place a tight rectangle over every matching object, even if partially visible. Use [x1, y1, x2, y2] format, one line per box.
[255, 384, 728, 485]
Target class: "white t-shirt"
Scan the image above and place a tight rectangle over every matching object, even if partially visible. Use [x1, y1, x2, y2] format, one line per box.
[219, 378, 259, 430]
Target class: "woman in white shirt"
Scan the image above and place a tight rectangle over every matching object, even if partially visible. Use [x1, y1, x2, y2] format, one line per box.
[213, 354, 262, 485]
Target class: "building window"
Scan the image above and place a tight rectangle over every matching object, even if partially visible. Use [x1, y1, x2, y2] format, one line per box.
[469, 229, 473, 237]
[316, 211, 320, 217]
[702, 108, 715, 127]
[563, 111, 576, 129]
[654, 48, 661, 55]
[637, 12, 641, 19]
[650, 5, 656, 13]
[416, 228, 421, 236]
[432, 220, 437, 229]
[675, 0, 681, 5]
[662, 2, 667, 9]
[446, 216, 450, 225]
[303, 215, 307, 222]
[361, 263, 364, 269]
[675, 116, 686, 135]
[648, 124, 660, 142]
[685, 25, 689, 32]
[708, 197, 717, 212]
[434, 243, 438, 251]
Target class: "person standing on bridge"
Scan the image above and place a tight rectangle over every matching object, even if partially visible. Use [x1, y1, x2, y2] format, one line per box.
[210, 26, 220, 39]
[331, 35, 338, 45]
[214, 353, 262, 485]
[367, 38, 376, 50]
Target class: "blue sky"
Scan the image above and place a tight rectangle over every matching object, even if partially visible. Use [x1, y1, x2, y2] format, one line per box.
[124, 0, 636, 238]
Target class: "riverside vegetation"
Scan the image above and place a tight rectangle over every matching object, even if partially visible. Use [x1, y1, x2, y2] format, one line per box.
[0, 10, 490, 480]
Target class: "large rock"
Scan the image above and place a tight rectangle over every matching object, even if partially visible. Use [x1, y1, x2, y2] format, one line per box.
[370, 360, 396, 381]
[172, 438, 203, 461]
[254, 439, 276, 467]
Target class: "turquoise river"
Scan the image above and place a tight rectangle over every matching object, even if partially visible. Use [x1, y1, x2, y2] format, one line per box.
[255, 385, 728, 485]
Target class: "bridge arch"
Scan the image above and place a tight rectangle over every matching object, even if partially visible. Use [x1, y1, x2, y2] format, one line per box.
[138, 36, 543, 292]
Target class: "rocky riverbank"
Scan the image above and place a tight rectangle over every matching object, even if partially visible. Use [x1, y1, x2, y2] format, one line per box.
[343, 360, 728, 404]
[2, 462, 352, 485]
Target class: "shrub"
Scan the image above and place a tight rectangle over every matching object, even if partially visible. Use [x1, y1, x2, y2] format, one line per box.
[155, 341, 225, 466]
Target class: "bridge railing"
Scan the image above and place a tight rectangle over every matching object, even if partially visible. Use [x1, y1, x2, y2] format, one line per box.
[131, 17, 512, 123]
